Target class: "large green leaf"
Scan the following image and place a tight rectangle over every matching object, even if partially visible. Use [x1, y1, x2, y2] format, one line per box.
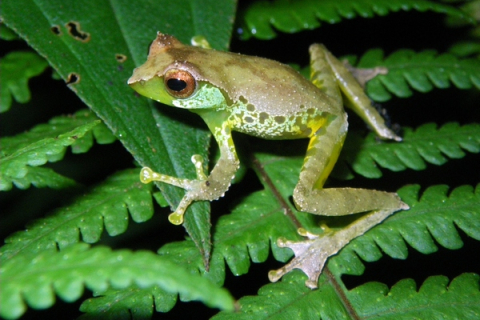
[1, 0, 237, 266]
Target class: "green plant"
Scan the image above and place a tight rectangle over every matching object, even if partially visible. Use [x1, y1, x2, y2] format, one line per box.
[1, 0, 479, 319]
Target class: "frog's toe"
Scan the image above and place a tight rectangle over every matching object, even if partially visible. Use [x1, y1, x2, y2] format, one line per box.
[168, 211, 184, 225]
[140, 167, 155, 183]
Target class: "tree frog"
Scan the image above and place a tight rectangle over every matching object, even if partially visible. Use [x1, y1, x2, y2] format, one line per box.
[128, 33, 408, 288]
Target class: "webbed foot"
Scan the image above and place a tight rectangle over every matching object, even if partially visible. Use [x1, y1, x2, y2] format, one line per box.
[139, 154, 209, 225]
[269, 206, 408, 288]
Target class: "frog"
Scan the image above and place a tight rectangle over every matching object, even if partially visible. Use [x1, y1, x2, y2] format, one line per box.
[128, 33, 409, 288]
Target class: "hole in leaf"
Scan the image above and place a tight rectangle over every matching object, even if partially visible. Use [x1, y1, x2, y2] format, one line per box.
[50, 25, 62, 36]
[65, 21, 90, 42]
[66, 72, 80, 85]
[115, 54, 127, 63]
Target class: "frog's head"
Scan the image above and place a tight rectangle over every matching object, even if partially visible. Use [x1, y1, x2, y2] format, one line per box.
[128, 33, 224, 110]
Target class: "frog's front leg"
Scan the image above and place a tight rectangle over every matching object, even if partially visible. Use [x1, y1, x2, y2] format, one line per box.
[140, 119, 239, 225]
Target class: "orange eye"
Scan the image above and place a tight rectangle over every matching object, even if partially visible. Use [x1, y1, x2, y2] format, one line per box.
[164, 69, 196, 98]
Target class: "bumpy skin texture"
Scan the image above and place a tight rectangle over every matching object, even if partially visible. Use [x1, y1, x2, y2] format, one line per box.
[128, 33, 408, 287]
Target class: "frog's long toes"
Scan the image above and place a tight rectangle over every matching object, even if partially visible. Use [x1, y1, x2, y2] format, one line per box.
[268, 268, 287, 283]
[191, 154, 208, 180]
[140, 167, 154, 184]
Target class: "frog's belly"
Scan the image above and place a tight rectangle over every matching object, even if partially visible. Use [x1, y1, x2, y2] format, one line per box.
[228, 109, 331, 140]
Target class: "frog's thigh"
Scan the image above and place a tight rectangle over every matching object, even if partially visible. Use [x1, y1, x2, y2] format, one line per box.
[293, 117, 404, 217]
[312, 44, 399, 141]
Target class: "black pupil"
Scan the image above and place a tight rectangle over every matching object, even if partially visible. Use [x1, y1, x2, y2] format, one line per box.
[167, 78, 187, 92]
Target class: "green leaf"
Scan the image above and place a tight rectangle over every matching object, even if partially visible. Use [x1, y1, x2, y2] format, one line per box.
[339, 122, 480, 179]
[348, 273, 480, 319]
[0, 243, 234, 319]
[238, 0, 474, 40]
[1, 0, 237, 265]
[0, 119, 101, 191]
[361, 49, 480, 101]
[0, 170, 154, 263]
[0, 51, 49, 112]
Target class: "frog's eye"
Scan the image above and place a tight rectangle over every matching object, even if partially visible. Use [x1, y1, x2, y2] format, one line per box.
[164, 69, 196, 98]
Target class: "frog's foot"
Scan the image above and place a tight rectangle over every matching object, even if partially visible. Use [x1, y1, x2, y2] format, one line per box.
[268, 207, 404, 289]
[190, 35, 212, 49]
[342, 60, 388, 88]
[140, 155, 209, 225]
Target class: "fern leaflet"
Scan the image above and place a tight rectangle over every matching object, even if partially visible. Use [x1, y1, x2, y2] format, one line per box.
[8, 166, 77, 189]
[0, 110, 116, 190]
[360, 49, 480, 101]
[0, 170, 153, 264]
[338, 122, 480, 178]
[348, 273, 480, 319]
[0, 243, 234, 319]
[79, 286, 176, 319]
[238, 0, 474, 40]
[0, 51, 49, 112]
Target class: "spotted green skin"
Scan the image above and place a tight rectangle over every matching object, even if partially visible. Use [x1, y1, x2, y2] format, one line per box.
[128, 34, 408, 286]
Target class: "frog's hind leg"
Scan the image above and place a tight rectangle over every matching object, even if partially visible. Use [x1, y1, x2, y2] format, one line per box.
[312, 44, 401, 141]
[293, 114, 407, 217]
[295, 44, 408, 217]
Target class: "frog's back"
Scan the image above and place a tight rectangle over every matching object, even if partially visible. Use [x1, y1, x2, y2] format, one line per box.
[140, 34, 342, 117]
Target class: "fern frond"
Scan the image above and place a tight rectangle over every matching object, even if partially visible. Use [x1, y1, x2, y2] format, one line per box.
[81, 239, 227, 318]
[0, 109, 115, 156]
[0, 110, 116, 190]
[339, 122, 480, 178]
[330, 184, 480, 277]
[213, 272, 337, 320]
[361, 49, 480, 101]
[0, 243, 234, 319]
[79, 182, 480, 317]
[213, 271, 480, 319]
[348, 273, 480, 319]
[0, 51, 49, 112]
[0, 170, 153, 264]
[238, 0, 473, 40]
